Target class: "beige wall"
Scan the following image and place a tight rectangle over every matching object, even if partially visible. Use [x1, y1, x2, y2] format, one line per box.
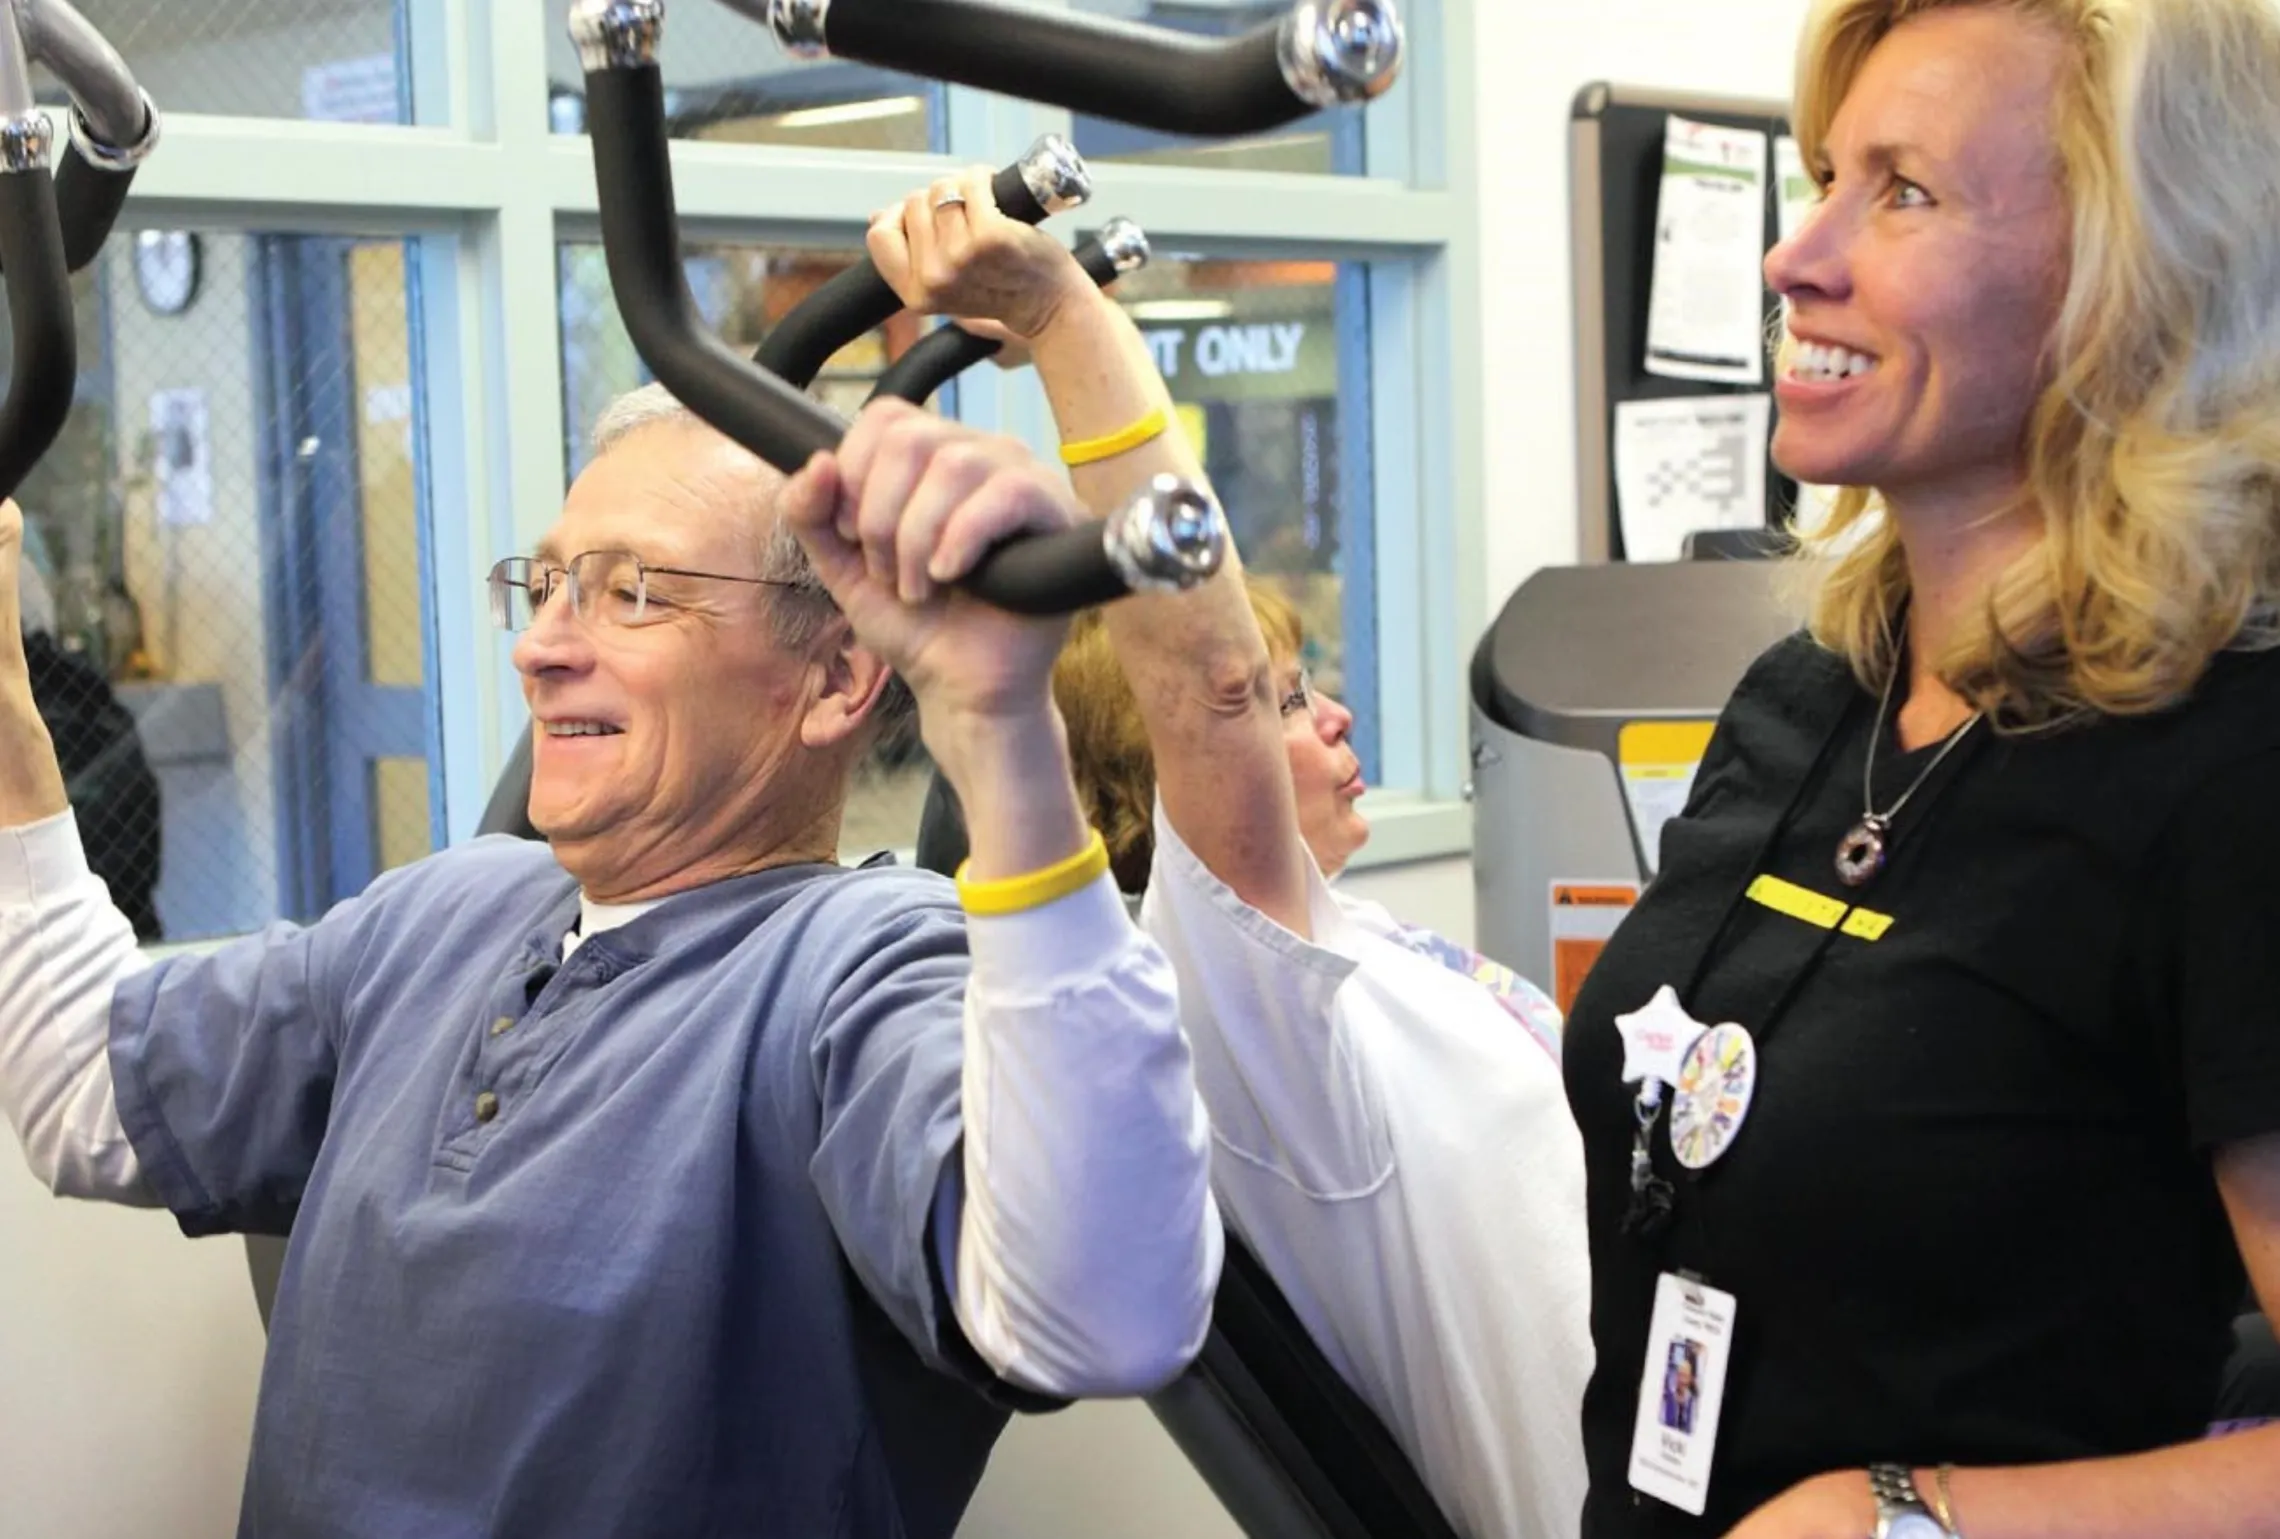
[0, 1163, 265, 1539]
[1472, 0, 1810, 602]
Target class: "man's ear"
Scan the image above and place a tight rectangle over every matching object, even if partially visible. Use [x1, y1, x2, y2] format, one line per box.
[800, 617, 893, 751]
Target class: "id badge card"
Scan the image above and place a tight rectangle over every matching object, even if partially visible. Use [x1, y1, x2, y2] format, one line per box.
[1627, 1271, 1737, 1516]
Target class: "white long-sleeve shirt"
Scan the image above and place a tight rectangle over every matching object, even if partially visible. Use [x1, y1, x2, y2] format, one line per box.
[1143, 804, 1594, 1539]
[0, 810, 1220, 1401]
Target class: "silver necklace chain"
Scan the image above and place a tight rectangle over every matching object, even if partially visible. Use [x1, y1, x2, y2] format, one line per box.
[1834, 638, 1985, 886]
[1861, 647, 1983, 827]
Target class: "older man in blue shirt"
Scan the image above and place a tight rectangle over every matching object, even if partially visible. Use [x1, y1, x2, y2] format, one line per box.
[0, 389, 1221, 1537]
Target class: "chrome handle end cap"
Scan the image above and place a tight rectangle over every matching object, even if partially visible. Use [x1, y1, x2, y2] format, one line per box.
[569, 0, 666, 71]
[0, 111, 54, 175]
[1095, 217, 1151, 276]
[765, 0, 832, 58]
[1018, 133, 1092, 216]
[1279, 0, 1406, 108]
[1107, 474, 1227, 594]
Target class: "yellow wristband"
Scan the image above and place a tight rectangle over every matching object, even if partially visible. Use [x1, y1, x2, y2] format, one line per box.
[956, 829, 1110, 917]
[1059, 407, 1169, 467]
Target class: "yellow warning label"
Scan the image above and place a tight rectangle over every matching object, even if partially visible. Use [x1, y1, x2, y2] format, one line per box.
[1548, 881, 1640, 1016]
[1617, 720, 1718, 770]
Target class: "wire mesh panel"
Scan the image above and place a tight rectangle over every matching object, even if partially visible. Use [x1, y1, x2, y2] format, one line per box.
[8, 231, 438, 942]
[61, 1, 415, 123]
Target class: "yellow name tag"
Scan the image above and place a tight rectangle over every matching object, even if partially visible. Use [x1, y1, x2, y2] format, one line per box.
[1745, 875, 1893, 941]
[1746, 875, 1847, 929]
[1840, 908, 1894, 941]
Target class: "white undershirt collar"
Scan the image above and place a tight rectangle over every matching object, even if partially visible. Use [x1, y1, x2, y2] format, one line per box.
[563, 892, 666, 960]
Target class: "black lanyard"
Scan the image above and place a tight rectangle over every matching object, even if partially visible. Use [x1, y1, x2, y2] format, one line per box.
[1622, 673, 1987, 1260]
[1675, 688, 1861, 1024]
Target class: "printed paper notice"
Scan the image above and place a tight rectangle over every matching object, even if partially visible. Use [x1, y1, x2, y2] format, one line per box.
[304, 54, 400, 124]
[151, 389, 213, 528]
[1550, 882, 1640, 1017]
[1615, 394, 1770, 562]
[1618, 721, 1717, 875]
[1644, 117, 1770, 385]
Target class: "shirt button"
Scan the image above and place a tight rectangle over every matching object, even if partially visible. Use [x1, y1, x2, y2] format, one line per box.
[474, 1091, 500, 1124]
[489, 1016, 514, 1037]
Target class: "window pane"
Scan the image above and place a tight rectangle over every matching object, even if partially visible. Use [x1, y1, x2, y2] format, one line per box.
[546, 9, 942, 149]
[555, 240, 947, 855]
[66, 1, 414, 123]
[1113, 256, 1376, 774]
[1065, 0, 1365, 175]
[9, 231, 439, 943]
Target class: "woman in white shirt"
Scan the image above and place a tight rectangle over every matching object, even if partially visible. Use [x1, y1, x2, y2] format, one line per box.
[867, 175, 1594, 1539]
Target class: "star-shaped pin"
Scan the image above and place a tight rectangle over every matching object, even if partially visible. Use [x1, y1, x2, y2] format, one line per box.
[1614, 984, 1711, 1094]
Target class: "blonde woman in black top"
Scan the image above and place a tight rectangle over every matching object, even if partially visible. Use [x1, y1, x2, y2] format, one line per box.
[1562, 1, 2280, 1536]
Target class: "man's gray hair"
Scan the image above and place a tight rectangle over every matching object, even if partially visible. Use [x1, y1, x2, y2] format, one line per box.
[590, 382, 917, 749]
[590, 382, 834, 650]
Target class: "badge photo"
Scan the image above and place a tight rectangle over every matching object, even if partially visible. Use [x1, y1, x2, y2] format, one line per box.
[1628, 1272, 1739, 1516]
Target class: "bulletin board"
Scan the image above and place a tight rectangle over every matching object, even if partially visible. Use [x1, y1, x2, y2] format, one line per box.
[1569, 82, 1796, 563]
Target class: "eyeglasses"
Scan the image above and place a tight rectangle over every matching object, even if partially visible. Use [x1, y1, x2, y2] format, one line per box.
[1277, 667, 1318, 721]
[487, 549, 796, 632]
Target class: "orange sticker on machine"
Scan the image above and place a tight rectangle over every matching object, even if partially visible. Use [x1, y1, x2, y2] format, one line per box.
[1549, 881, 1641, 1016]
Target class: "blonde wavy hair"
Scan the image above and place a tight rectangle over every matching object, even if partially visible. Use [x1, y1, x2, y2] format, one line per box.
[1788, 0, 2280, 725]
[1053, 582, 1305, 892]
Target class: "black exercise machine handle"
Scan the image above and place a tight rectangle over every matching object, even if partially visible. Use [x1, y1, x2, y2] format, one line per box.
[0, 0, 112, 500]
[572, 2, 1226, 617]
[0, 133, 77, 501]
[754, 134, 1090, 389]
[49, 146, 132, 270]
[0, 0, 160, 274]
[741, 0, 1404, 137]
[868, 217, 1150, 407]
[0, 0, 155, 500]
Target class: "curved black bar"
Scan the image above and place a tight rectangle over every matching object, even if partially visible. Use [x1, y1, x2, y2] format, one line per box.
[958, 521, 1135, 615]
[20, 0, 162, 274]
[753, 0, 1404, 138]
[581, 59, 1222, 616]
[868, 220, 1148, 406]
[752, 136, 1088, 390]
[588, 63, 842, 470]
[967, 473, 1225, 616]
[0, 165, 78, 501]
[867, 323, 998, 408]
[52, 148, 132, 270]
[0, 140, 140, 275]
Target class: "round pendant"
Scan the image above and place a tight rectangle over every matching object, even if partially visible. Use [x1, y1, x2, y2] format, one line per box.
[1834, 816, 1887, 887]
[1668, 1022, 1759, 1171]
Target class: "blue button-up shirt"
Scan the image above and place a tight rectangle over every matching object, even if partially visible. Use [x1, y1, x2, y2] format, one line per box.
[110, 836, 1034, 1538]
